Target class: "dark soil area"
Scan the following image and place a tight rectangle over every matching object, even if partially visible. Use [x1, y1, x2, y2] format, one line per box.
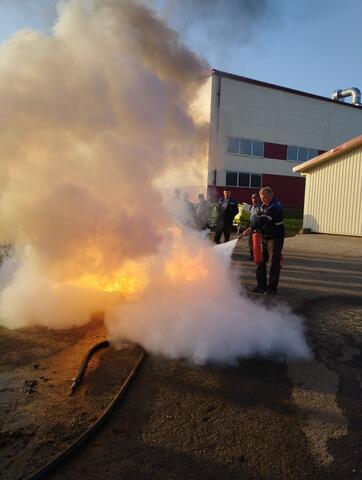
[0, 320, 142, 480]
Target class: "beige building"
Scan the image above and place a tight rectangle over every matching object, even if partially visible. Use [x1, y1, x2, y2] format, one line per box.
[293, 135, 362, 236]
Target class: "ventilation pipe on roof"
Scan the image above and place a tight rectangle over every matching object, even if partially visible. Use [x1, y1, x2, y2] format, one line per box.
[332, 88, 361, 107]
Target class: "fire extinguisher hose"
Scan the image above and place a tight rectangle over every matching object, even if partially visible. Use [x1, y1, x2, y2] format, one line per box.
[25, 340, 146, 480]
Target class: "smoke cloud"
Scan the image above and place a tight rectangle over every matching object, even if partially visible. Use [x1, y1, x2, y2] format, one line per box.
[107, 235, 310, 363]
[0, 0, 209, 325]
[0, 0, 310, 362]
[157, 0, 279, 65]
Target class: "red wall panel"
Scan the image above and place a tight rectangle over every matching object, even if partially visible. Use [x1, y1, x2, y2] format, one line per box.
[261, 174, 305, 208]
[264, 142, 287, 160]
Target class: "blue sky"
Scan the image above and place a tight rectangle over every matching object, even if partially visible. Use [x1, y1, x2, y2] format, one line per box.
[0, 0, 361, 100]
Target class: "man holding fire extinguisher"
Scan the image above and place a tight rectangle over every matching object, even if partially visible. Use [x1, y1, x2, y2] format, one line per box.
[242, 187, 285, 294]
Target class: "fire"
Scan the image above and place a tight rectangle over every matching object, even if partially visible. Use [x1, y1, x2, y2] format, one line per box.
[165, 232, 209, 284]
[67, 259, 149, 297]
[70, 247, 208, 293]
[55, 228, 209, 298]
[71, 271, 147, 295]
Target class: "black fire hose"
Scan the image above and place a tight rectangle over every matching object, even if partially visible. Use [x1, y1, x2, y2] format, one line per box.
[70, 339, 110, 395]
[25, 340, 146, 480]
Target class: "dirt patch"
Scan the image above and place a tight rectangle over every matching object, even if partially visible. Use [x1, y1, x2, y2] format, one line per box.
[0, 320, 142, 480]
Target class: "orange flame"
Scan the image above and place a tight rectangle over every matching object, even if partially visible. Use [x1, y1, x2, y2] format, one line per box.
[165, 232, 209, 284]
[63, 249, 149, 297]
[70, 268, 148, 295]
[59, 229, 208, 296]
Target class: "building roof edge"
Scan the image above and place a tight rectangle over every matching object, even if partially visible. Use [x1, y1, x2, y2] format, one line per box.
[212, 69, 362, 110]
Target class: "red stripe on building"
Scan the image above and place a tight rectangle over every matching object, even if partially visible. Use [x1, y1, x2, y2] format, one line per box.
[264, 142, 287, 160]
[261, 174, 305, 208]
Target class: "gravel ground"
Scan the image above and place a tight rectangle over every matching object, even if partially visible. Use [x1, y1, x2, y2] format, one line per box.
[0, 233, 361, 480]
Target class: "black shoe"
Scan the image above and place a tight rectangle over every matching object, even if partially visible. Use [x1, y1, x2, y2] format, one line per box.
[252, 286, 266, 294]
[264, 288, 277, 295]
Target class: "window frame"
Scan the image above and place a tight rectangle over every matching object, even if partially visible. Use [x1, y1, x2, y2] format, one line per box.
[238, 172, 250, 187]
[251, 140, 264, 157]
[250, 173, 262, 188]
[287, 145, 320, 163]
[226, 136, 264, 158]
[287, 145, 298, 162]
[225, 170, 238, 187]
[227, 137, 318, 164]
[225, 170, 262, 189]
[227, 137, 240, 155]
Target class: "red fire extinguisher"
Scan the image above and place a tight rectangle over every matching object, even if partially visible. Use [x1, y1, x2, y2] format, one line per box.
[252, 232, 263, 263]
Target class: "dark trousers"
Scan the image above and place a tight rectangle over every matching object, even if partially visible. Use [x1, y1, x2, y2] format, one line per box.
[256, 237, 284, 292]
[214, 223, 233, 244]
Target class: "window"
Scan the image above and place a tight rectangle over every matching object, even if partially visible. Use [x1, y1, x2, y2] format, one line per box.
[238, 172, 250, 187]
[227, 136, 264, 157]
[287, 145, 298, 161]
[225, 171, 238, 186]
[307, 148, 318, 160]
[298, 147, 308, 163]
[239, 138, 252, 155]
[250, 174, 262, 188]
[252, 140, 264, 157]
[227, 137, 239, 154]
[227, 137, 318, 163]
[225, 171, 262, 188]
[287, 145, 320, 162]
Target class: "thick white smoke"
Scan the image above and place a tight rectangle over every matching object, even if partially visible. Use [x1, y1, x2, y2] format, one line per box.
[0, 0, 310, 362]
[107, 235, 310, 363]
[0, 0, 208, 326]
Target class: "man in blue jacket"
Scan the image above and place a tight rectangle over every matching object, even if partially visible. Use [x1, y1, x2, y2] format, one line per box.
[242, 187, 285, 294]
[214, 189, 239, 244]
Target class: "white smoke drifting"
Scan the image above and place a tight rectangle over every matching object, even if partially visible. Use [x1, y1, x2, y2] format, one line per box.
[107, 235, 310, 363]
[0, 0, 310, 362]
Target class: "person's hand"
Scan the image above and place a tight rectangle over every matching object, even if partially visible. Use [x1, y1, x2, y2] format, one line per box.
[241, 227, 252, 237]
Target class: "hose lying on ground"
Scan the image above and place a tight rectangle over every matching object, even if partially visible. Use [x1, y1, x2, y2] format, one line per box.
[25, 340, 146, 480]
[70, 339, 110, 395]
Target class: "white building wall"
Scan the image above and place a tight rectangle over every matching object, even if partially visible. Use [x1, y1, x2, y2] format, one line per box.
[209, 73, 362, 187]
[302, 147, 362, 236]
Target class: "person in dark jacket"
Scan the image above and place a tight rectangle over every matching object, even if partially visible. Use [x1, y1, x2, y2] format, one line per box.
[242, 187, 285, 294]
[214, 189, 239, 244]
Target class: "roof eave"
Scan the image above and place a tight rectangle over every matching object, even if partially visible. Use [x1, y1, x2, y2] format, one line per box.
[212, 69, 362, 110]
